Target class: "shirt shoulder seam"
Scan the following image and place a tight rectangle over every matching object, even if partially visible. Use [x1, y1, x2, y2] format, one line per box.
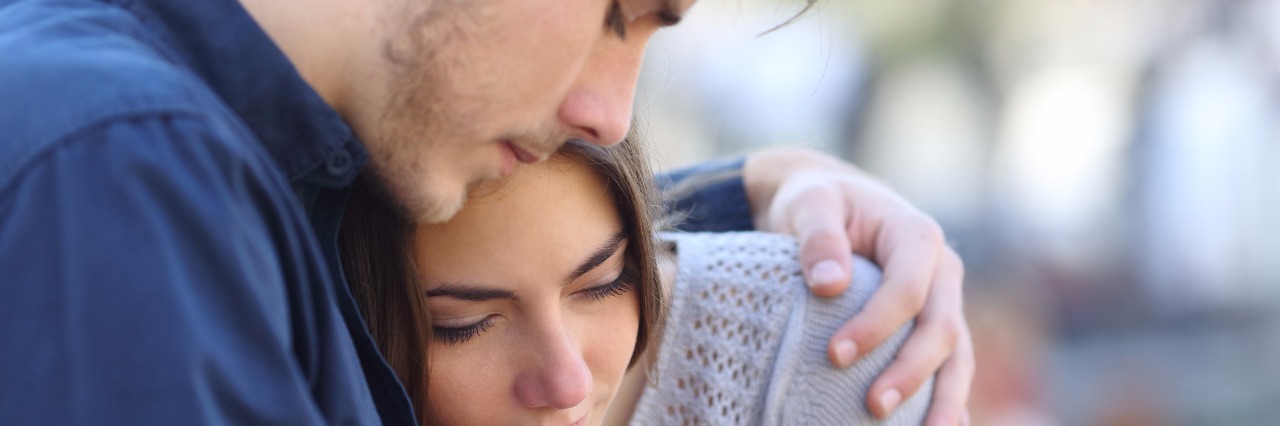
[0, 107, 214, 198]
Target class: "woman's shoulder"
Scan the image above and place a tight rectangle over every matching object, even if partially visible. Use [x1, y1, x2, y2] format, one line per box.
[631, 231, 930, 425]
[659, 231, 888, 335]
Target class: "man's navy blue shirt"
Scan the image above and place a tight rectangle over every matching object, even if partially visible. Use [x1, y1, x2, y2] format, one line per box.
[0, 0, 753, 423]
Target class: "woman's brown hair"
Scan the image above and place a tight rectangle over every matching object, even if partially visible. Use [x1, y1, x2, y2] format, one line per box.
[338, 137, 664, 424]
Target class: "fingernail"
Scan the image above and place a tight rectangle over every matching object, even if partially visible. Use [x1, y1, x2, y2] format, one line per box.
[810, 260, 842, 287]
[834, 340, 857, 367]
[878, 389, 902, 414]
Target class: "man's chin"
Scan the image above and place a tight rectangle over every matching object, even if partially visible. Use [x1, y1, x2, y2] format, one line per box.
[382, 183, 466, 224]
[408, 195, 465, 224]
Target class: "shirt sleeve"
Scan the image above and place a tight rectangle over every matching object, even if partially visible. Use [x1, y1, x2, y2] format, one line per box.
[655, 156, 755, 232]
[0, 115, 326, 424]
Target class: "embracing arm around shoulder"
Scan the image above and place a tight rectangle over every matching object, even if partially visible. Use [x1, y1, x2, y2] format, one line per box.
[657, 148, 972, 424]
[613, 232, 930, 425]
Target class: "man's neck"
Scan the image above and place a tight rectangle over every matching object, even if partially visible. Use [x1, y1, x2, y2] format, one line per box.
[237, 0, 359, 114]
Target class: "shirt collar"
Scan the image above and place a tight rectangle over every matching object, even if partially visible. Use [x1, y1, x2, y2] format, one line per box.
[110, 0, 366, 188]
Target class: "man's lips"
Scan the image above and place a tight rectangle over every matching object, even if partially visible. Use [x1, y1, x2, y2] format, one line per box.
[499, 142, 520, 177]
[506, 142, 542, 164]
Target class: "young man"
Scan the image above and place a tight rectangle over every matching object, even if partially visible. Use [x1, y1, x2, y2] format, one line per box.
[0, 0, 971, 424]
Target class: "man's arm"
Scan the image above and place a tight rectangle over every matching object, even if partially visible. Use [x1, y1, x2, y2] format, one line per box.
[656, 156, 753, 232]
[657, 148, 973, 425]
[0, 116, 325, 424]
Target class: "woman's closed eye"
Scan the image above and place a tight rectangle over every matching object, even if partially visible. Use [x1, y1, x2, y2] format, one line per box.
[577, 267, 636, 301]
[433, 316, 496, 346]
[581, 267, 634, 300]
[430, 270, 636, 345]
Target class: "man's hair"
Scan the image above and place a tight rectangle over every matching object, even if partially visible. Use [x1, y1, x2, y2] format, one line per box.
[337, 135, 664, 424]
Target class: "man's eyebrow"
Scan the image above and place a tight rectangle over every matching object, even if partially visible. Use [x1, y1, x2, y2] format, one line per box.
[425, 285, 516, 301]
[657, 0, 684, 26]
[565, 231, 628, 284]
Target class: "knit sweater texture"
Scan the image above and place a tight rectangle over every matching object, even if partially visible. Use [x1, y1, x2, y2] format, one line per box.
[630, 232, 932, 425]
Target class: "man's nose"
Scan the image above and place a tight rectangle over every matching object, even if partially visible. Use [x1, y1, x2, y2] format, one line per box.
[556, 36, 647, 147]
[513, 327, 592, 410]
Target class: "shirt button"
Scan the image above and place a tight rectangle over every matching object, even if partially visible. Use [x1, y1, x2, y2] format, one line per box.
[326, 150, 354, 176]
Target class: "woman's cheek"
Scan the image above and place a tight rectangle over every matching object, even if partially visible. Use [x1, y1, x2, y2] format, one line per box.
[425, 332, 520, 424]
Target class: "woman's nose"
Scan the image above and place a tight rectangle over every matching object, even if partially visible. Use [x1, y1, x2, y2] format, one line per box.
[513, 330, 592, 409]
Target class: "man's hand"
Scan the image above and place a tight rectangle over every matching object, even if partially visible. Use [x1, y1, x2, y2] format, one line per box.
[744, 147, 973, 426]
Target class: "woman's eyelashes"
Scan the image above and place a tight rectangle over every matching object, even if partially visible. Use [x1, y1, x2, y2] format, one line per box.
[579, 268, 636, 301]
[433, 316, 495, 346]
[430, 270, 636, 345]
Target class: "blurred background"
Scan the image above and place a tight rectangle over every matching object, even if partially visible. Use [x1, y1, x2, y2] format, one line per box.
[635, 0, 1280, 424]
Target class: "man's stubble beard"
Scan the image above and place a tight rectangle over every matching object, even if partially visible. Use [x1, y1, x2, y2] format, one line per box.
[364, 73, 470, 225]
[362, 2, 473, 225]
[360, 0, 569, 225]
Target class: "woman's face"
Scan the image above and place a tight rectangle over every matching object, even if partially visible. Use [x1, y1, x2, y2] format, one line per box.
[413, 155, 640, 425]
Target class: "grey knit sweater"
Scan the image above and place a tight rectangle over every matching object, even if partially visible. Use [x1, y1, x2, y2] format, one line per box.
[630, 232, 932, 425]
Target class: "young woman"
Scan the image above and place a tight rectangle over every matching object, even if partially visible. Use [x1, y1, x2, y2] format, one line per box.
[338, 139, 930, 425]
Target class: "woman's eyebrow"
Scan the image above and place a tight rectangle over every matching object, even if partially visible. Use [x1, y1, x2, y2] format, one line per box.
[424, 231, 626, 300]
[425, 285, 516, 301]
[565, 230, 627, 285]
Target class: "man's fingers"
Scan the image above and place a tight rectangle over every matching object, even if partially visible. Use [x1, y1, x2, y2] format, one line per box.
[923, 320, 974, 426]
[866, 251, 963, 418]
[924, 251, 972, 426]
[827, 216, 941, 367]
[783, 182, 855, 298]
[868, 319, 956, 416]
[798, 228, 855, 298]
[744, 149, 974, 422]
